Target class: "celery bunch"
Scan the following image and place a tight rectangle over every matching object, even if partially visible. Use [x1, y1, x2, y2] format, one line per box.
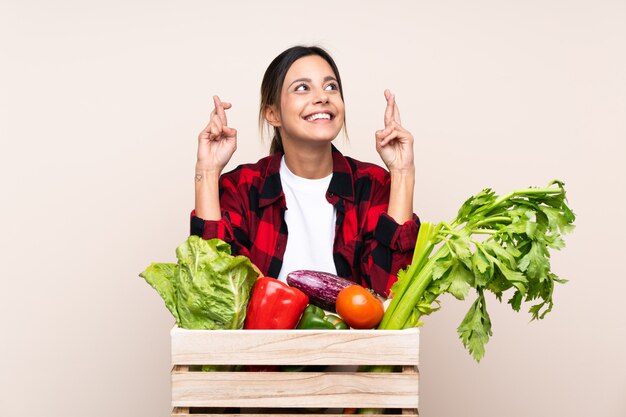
[379, 180, 575, 362]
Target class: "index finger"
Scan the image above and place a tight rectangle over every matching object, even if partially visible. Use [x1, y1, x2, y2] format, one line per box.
[213, 95, 228, 125]
[384, 90, 394, 127]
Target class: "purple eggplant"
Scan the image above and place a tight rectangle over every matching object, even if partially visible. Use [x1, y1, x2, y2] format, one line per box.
[286, 270, 355, 312]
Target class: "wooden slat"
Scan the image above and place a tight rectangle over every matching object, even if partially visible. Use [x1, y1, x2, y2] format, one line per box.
[172, 366, 190, 415]
[401, 366, 419, 415]
[171, 371, 419, 409]
[170, 414, 417, 417]
[171, 328, 419, 366]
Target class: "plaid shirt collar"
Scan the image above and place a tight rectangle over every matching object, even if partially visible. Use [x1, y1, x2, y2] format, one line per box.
[258, 145, 355, 208]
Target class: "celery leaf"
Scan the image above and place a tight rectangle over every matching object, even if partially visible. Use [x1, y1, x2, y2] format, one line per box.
[457, 292, 492, 362]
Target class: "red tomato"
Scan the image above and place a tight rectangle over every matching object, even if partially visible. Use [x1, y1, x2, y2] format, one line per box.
[335, 285, 384, 329]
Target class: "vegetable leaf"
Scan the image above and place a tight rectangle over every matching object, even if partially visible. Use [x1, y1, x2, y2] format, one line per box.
[457, 292, 493, 362]
[518, 241, 550, 282]
[471, 250, 493, 287]
[140, 263, 180, 322]
[140, 236, 259, 330]
[496, 261, 528, 294]
[436, 259, 472, 300]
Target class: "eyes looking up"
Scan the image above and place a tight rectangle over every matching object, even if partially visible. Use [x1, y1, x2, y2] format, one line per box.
[293, 81, 339, 93]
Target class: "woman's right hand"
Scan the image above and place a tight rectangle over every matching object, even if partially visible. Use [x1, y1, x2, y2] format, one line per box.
[196, 95, 237, 173]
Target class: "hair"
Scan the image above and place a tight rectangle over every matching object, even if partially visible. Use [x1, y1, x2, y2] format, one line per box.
[258, 45, 347, 154]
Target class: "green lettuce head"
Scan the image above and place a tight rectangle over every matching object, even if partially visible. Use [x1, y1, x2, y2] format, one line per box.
[140, 236, 259, 330]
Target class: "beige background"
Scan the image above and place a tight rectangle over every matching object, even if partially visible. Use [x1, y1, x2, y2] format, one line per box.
[1, 0, 625, 416]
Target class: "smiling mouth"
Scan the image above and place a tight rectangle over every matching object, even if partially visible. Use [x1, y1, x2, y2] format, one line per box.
[304, 112, 334, 122]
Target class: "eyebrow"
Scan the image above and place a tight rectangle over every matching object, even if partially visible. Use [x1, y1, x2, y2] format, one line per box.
[289, 76, 337, 88]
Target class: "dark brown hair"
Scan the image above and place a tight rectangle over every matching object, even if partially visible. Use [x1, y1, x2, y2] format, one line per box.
[258, 45, 347, 154]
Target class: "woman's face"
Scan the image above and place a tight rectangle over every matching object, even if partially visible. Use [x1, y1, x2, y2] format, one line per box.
[272, 55, 345, 147]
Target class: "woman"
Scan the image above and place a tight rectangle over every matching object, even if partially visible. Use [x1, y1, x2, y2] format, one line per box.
[191, 45, 419, 297]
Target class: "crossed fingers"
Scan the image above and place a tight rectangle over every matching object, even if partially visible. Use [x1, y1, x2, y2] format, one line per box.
[377, 89, 405, 146]
[206, 95, 235, 140]
[383, 89, 401, 128]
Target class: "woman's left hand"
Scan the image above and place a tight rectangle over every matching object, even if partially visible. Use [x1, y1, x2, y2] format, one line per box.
[375, 90, 415, 174]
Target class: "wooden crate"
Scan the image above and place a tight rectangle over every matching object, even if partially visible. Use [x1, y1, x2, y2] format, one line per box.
[170, 327, 419, 416]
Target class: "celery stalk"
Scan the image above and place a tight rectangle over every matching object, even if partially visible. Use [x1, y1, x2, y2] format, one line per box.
[377, 181, 575, 361]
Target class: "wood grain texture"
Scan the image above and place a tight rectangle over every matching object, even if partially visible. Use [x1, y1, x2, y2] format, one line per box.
[169, 327, 420, 415]
[170, 414, 417, 417]
[170, 328, 419, 366]
[172, 366, 190, 415]
[171, 371, 419, 408]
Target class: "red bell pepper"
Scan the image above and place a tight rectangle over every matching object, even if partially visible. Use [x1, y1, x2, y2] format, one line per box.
[244, 277, 309, 329]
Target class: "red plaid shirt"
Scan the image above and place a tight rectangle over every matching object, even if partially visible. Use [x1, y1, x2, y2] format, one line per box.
[191, 146, 419, 296]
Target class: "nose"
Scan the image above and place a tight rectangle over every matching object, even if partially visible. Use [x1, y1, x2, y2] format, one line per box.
[314, 89, 329, 104]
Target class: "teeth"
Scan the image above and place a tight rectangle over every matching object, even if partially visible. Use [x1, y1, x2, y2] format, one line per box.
[306, 113, 331, 121]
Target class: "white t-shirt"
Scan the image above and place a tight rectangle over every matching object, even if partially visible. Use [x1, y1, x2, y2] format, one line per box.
[276, 156, 337, 282]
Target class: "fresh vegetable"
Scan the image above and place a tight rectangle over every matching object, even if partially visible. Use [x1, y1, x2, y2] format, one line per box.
[244, 277, 309, 330]
[380, 180, 576, 361]
[287, 270, 354, 312]
[325, 313, 350, 330]
[139, 236, 259, 330]
[336, 285, 385, 329]
[297, 305, 349, 330]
